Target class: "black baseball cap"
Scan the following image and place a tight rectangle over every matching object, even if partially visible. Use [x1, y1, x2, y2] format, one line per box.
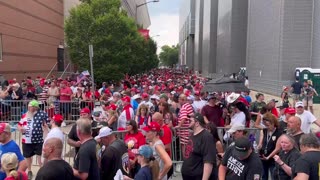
[194, 113, 206, 126]
[233, 137, 251, 159]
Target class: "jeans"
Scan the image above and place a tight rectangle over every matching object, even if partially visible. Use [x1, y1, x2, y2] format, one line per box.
[262, 160, 275, 180]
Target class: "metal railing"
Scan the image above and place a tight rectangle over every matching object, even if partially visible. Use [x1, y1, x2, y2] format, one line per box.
[0, 100, 98, 122]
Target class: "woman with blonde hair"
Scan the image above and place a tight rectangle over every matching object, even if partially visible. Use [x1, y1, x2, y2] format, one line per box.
[1, 153, 27, 180]
[135, 104, 151, 128]
[143, 122, 172, 180]
[124, 145, 160, 180]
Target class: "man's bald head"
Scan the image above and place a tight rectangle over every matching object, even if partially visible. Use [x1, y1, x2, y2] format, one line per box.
[43, 138, 63, 160]
[287, 116, 301, 134]
[152, 112, 164, 125]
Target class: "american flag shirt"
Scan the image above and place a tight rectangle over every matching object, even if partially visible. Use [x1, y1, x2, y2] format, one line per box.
[18, 111, 49, 144]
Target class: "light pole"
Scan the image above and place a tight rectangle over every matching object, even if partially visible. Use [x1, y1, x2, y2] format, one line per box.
[135, 0, 159, 23]
[151, 35, 160, 38]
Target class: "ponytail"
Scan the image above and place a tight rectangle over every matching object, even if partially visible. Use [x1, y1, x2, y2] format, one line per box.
[9, 169, 18, 179]
[148, 157, 160, 180]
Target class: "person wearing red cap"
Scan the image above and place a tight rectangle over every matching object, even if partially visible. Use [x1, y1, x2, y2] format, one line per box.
[139, 93, 154, 112]
[143, 122, 172, 180]
[67, 107, 91, 156]
[43, 114, 64, 144]
[118, 96, 134, 129]
[106, 104, 118, 130]
[279, 107, 296, 132]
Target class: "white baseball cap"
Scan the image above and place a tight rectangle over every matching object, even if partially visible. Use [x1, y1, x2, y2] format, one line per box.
[94, 127, 113, 140]
[295, 101, 304, 108]
[227, 124, 245, 134]
[132, 94, 141, 100]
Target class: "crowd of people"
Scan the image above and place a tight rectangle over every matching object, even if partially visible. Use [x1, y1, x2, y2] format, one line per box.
[0, 68, 319, 180]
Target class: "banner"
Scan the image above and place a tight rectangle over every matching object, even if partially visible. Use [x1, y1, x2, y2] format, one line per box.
[138, 29, 150, 40]
[77, 70, 90, 83]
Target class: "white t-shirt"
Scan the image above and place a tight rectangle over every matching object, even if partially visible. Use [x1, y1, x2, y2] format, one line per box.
[230, 111, 246, 126]
[192, 100, 207, 113]
[118, 108, 134, 129]
[44, 127, 64, 143]
[296, 110, 317, 134]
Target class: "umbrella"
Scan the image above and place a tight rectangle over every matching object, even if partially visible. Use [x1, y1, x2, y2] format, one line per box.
[203, 77, 249, 92]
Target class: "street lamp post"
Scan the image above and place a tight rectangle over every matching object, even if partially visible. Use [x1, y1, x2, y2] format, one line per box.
[135, 0, 159, 23]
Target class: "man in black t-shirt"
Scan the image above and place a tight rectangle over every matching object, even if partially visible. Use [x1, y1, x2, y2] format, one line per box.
[219, 137, 263, 180]
[73, 118, 100, 180]
[291, 80, 303, 106]
[35, 138, 74, 180]
[95, 126, 128, 180]
[181, 113, 216, 180]
[292, 133, 320, 180]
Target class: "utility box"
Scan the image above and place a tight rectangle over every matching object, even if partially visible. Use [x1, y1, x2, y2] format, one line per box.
[295, 67, 320, 104]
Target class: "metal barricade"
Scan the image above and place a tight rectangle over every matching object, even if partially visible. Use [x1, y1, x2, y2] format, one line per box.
[0, 100, 99, 123]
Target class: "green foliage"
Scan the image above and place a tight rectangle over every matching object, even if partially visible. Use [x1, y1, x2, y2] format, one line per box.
[65, 0, 158, 83]
[159, 44, 179, 67]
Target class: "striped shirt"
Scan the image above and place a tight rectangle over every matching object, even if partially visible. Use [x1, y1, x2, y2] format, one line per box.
[178, 103, 194, 145]
[36, 86, 49, 102]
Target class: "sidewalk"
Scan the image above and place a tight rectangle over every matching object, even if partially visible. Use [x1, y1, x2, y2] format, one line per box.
[250, 91, 320, 118]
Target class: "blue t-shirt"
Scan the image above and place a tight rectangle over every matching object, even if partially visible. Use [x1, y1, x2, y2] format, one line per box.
[0, 140, 25, 180]
[134, 166, 152, 180]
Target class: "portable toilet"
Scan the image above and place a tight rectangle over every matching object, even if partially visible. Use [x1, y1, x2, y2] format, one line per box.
[295, 67, 320, 104]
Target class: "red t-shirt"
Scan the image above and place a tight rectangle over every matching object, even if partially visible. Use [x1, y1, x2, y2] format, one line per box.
[271, 107, 279, 118]
[124, 131, 146, 159]
[160, 124, 172, 157]
[60, 87, 72, 101]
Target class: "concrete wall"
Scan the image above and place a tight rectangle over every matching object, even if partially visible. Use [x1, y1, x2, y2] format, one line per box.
[247, 0, 315, 95]
[216, 0, 248, 74]
[193, 0, 204, 72]
[0, 0, 64, 80]
[201, 0, 218, 75]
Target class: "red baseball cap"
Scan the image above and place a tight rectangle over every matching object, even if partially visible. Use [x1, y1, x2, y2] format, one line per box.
[107, 104, 117, 111]
[142, 93, 149, 98]
[52, 114, 64, 124]
[0, 123, 11, 133]
[122, 96, 131, 103]
[80, 107, 91, 114]
[284, 107, 296, 115]
[142, 122, 161, 132]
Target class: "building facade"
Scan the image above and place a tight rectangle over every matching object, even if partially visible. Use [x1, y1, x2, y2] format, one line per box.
[179, 0, 248, 76]
[246, 0, 320, 94]
[0, 0, 64, 80]
[0, 0, 151, 81]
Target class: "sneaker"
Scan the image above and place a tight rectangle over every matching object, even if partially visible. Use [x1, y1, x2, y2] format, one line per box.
[27, 171, 33, 180]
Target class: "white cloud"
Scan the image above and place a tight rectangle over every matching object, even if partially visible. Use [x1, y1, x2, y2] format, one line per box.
[149, 13, 179, 54]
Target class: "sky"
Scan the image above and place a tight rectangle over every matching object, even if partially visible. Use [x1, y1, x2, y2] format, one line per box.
[147, 0, 181, 53]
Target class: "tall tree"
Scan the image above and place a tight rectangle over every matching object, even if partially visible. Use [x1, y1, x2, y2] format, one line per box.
[65, 0, 158, 83]
[159, 44, 179, 67]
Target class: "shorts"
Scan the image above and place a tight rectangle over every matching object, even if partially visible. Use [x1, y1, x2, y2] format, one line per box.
[292, 94, 300, 100]
[22, 143, 43, 158]
[303, 99, 313, 106]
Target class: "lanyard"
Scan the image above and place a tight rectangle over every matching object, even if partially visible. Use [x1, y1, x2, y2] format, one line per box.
[265, 128, 276, 154]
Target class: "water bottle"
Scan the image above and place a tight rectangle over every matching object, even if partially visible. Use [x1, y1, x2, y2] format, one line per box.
[253, 141, 258, 153]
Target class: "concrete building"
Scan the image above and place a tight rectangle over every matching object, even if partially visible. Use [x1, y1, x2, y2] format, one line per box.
[246, 0, 320, 94]
[0, 0, 64, 80]
[179, 0, 195, 68]
[0, 0, 151, 80]
[179, 0, 248, 76]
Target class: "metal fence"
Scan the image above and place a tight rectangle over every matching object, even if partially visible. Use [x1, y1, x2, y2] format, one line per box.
[0, 100, 99, 122]
[5, 100, 260, 175]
